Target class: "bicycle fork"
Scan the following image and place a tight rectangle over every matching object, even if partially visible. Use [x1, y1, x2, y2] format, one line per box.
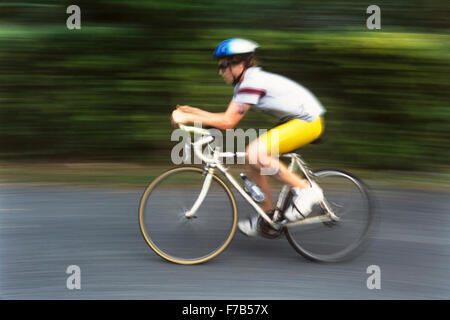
[184, 167, 214, 218]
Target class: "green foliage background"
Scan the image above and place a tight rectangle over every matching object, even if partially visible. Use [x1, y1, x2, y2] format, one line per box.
[0, 0, 448, 170]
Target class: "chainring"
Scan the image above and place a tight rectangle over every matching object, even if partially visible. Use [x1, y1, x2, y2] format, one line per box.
[258, 216, 283, 239]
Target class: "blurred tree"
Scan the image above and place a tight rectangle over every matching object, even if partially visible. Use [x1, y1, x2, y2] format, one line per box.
[0, 0, 448, 170]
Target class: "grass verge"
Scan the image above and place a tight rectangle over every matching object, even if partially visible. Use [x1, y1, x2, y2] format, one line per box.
[0, 161, 449, 192]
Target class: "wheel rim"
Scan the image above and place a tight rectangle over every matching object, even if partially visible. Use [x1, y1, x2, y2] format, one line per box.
[286, 170, 372, 262]
[139, 167, 237, 264]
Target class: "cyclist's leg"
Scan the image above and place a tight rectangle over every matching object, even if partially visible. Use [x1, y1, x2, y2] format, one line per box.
[246, 142, 309, 194]
[239, 118, 324, 235]
[245, 162, 273, 212]
[246, 117, 324, 193]
[240, 143, 309, 236]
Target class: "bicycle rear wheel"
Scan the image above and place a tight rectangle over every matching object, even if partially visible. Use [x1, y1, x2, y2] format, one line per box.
[285, 170, 372, 262]
[139, 166, 238, 264]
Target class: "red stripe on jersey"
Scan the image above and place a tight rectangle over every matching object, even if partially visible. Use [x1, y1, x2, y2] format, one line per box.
[237, 88, 266, 97]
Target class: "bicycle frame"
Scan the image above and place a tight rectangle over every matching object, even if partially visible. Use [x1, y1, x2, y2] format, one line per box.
[180, 125, 339, 229]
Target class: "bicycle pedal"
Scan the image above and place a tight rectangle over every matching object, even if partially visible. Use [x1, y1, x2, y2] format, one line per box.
[258, 217, 283, 239]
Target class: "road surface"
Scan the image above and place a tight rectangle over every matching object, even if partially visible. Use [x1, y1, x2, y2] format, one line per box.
[0, 185, 449, 299]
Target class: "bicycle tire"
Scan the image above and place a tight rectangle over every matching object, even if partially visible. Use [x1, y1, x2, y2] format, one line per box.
[285, 169, 373, 262]
[139, 166, 238, 265]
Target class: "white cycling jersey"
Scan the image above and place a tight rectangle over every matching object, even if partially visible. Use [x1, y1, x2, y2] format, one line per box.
[232, 67, 325, 122]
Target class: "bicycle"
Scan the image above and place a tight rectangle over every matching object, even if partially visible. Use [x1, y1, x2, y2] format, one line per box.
[139, 124, 373, 264]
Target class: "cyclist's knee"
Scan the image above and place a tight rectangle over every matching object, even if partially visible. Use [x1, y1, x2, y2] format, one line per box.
[245, 142, 259, 167]
[259, 158, 281, 176]
[246, 142, 280, 176]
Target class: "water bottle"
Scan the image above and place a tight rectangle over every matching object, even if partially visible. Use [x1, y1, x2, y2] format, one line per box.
[240, 173, 265, 203]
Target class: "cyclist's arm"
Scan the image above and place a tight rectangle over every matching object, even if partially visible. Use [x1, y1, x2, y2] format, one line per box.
[173, 102, 250, 130]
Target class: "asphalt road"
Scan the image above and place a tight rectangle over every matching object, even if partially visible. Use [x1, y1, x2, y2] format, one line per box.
[0, 185, 449, 299]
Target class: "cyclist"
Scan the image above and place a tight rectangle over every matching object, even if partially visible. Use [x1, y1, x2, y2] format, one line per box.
[171, 38, 326, 236]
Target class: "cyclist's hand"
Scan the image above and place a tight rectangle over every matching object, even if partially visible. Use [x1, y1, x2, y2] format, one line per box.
[170, 112, 178, 128]
[176, 105, 201, 114]
[171, 109, 188, 128]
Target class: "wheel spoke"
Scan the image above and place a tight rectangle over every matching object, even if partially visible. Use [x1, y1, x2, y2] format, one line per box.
[285, 170, 372, 262]
[139, 167, 237, 264]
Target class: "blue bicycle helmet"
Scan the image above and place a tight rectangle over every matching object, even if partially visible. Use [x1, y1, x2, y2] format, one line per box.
[213, 38, 259, 59]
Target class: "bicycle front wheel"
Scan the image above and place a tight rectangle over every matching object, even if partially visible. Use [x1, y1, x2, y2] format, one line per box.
[285, 170, 373, 262]
[139, 167, 238, 265]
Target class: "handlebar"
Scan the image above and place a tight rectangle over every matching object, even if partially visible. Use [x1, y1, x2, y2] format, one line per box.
[178, 125, 216, 164]
[178, 124, 211, 136]
[178, 124, 246, 165]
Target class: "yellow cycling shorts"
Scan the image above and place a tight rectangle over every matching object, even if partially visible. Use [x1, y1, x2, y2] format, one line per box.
[258, 117, 324, 155]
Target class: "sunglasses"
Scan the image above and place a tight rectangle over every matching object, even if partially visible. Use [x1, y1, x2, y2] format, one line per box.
[218, 61, 232, 70]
